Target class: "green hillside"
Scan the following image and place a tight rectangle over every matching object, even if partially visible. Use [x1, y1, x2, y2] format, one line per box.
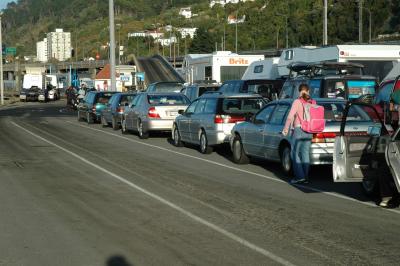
[2, 0, 400, 60]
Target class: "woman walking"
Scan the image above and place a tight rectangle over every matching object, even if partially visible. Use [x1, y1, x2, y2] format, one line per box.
[282, 84, 314, 184]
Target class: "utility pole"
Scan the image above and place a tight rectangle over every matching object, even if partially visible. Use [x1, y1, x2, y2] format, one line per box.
[323, 0, 328, 45]
[359, 0, 363, 43]
[0, 13, 3, 105]
[109, 0, 116, 91]
[285, 16, 288, 48]
[235, 10, 238, 53]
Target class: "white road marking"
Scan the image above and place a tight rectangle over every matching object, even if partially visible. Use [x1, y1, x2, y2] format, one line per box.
[12, 121, 295, 266]
[66, 121, 400, 215]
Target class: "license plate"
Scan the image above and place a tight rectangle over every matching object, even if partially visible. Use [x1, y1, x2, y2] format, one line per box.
[169, 111, 178, 116]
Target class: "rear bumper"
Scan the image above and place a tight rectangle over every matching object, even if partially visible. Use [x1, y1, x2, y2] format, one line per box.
[310, 143, 334, 165]
[147, 119, 174, 131]
[207, 131, 231, 146]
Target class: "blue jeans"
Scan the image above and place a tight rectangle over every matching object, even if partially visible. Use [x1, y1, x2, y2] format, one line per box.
[291, 127, 312, 180]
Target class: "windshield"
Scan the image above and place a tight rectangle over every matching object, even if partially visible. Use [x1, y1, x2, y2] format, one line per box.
[320, 102, 374, 122]
[148, 94, 190, 105]
[222, 98, 266, 114]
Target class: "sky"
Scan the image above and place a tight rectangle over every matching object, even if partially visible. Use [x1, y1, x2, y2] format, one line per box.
[0, 0, 12, 9]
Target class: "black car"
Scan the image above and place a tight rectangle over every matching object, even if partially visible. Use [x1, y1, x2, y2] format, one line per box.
[280, 62, 378, 103]
[19, 86, 40, 102]
[217, 79, 284, 101]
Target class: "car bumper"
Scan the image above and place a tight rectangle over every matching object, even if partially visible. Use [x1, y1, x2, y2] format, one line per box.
[147, 119, 174, 131]
[207, 131, 231, 146]
[310, 143, 334, 165]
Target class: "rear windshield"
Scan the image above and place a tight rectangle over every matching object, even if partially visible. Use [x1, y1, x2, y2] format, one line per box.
[222, 98, 266, 114]
[148, 94, 190, 105]
[155, 83, 183, 92]
[319, 102, 373, 122]
[198, 86, 219, 97]
[120, 95, 136, 105]
[97, 93, 115, 104]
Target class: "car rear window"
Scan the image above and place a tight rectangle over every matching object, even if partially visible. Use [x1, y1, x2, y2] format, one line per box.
[319, 102, 373, 122]
[222, 98, 265, 114]
[120, 95, 136, 105]
[155, 83, 183, 92]
[97, 93, 115, 104]
[198, 86, 219, 97]
[148, 94, 190, 105]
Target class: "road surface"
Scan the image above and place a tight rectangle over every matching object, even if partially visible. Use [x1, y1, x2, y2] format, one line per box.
[0, 101, 399, 266]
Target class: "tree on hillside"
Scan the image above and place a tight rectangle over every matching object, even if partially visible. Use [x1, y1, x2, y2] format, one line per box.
[189, 27, 216, 53]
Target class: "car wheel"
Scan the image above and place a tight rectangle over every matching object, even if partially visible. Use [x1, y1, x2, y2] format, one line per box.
[87, 112, 94, 124]
[199, 131, 213, 154]
[232, 135, 249, 164]
[362, 178, 379, 197]
[101, 115, 108, 127]
[173, 125, 183, 147]
[138, 120, 149, 139]
[112, 117, 119, 130]
[280, 145, 292, 175]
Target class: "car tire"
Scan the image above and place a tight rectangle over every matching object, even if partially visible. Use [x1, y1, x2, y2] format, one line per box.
[232, 135, 249, 164]
[280, 145, 292, 175]
[112, 117, 119, 130]
[173, 125, 183, 147]
[138, 120, 149, 139]
[199, 131, 213, 154]
[101, 115, 108, 127]
[87, 112, 94, 124]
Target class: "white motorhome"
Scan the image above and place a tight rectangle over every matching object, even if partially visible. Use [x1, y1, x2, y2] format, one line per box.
[183, 51, 264, 83]
[241, 57, 280, 80]
[278, 45, 400, 81]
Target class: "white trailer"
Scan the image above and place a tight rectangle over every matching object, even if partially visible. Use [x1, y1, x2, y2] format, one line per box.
[278, 45, 400, 81]
[241, 57, 280, 80]
[183, 51, 264, 83]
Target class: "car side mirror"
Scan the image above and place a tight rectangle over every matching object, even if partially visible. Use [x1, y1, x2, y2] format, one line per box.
[178, 109, 185, 115]
[367, 125, 382, 137]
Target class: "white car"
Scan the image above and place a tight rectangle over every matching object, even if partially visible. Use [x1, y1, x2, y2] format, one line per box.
[48, 88, 60, 101]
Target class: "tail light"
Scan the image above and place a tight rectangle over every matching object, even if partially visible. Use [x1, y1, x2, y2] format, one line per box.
[116, 106, 124, 113]
[148, 107, 160, 118]
[312, 132, 337, 143]
[92, 106, 97, 113]
[214, 115, 245, 124]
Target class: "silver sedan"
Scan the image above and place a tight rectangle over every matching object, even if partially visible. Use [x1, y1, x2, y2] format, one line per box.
[121, 92, 190, 139]
[230, 98, 377, 174]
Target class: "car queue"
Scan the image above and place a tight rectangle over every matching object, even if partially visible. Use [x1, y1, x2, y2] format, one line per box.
[74, 62, 400, 208]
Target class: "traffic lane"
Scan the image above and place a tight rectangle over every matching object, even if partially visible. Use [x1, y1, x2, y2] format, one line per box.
[0, 119, 277, 266]
[18, 112, 400, 265]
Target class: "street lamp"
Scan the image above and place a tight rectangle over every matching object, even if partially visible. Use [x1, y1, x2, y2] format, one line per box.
[109, 0, 116, 91]
[0, 12, 3, 105]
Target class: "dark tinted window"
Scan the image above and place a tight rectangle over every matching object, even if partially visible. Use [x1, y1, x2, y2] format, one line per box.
[255, 104, 276, 123]
[97, 93, 115, 104]
[186, 100, 198, 114]
[222, 98, 265, 114]
[254, 65, 264, 73]
[120, 95, 136, 105]
[147, 94, 190, 105]
[280, 82, 293, 99]
[195, 99, 206, 114]
[198, 86, 219, 97]
[154, 83, 183, 92]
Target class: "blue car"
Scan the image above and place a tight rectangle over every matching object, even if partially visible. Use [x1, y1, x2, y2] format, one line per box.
[77, 91, 117, 124]
[100, 92, 137, 130]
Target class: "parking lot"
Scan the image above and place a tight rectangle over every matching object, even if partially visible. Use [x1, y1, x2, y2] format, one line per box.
[0, 100, 399, 265]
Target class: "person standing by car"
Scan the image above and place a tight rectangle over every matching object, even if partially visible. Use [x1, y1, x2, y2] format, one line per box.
[65, 86, 77, 109]
[282, 84, 313, 184]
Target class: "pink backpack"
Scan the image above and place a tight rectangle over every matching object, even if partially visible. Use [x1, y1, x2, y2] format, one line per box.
[299, 99, 325, 133]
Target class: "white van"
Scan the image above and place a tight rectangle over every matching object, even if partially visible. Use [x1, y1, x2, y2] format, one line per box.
[241, 58, 280, 80]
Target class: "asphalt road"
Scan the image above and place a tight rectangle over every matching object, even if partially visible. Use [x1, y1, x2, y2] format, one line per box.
[0, 101, 399, 266]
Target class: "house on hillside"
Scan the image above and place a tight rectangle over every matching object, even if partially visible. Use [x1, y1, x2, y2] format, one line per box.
[227, 14, 246, 24]
[179, 7, 192, 19]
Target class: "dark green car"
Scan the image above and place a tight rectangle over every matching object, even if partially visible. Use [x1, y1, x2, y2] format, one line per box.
[77, 91, 117, 124]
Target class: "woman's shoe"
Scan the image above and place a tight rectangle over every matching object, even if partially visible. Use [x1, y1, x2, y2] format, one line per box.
[290, 178, 306, 185]
[379, 197, 392, 208]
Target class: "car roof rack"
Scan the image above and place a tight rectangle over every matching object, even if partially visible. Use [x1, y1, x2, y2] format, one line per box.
[287, 61, 365, 78]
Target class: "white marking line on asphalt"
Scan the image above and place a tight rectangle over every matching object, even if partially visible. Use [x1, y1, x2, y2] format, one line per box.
[66, 121, 400, 215]
[12, 121, 295, 266]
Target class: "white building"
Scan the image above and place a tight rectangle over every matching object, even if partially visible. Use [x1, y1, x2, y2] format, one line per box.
[128, 31, 164, 39]
[177, 28, 197, 39]
[155, 37, 177, 47]
[227, 14, 246, 24]
[210, 0, 254, 8]
[47, 29, 71, 62]
[183, 51, 264, 83]
[36, 38, 48, 62]
[179, 7, 192, 19]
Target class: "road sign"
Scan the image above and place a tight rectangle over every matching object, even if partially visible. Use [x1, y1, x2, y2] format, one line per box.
[6, 47, 16, 56]
[136, 72, 145, 82]
[120, 75, 130, 82]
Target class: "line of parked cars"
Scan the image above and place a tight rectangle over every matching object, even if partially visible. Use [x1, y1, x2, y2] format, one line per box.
[75, 62, 400, 204]
[20, 85, 60, 102]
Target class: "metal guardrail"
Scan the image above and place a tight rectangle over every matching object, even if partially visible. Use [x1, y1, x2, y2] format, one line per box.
[2, 60, 109, 72]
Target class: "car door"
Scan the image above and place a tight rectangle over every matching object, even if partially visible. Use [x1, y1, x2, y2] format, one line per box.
[333, 102, 390, 182]
[385, 128, 400, 192]
[179, 100, 198, 142]
[126, 94, 142, 129]
[263, 104, 291, 160]
[244, 104, 276, 157]
[104, 94, 117, 122]
[190, 98, 207, 141]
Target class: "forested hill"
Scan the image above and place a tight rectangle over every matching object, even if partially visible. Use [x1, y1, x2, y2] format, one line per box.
[2, 0, 400, 59]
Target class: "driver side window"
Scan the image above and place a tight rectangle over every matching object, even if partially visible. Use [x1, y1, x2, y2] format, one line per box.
[186, 100, 198, 114]
[255, 104, 276, 123]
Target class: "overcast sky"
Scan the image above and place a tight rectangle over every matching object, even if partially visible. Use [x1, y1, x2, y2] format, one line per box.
[0, 0, 12, 9]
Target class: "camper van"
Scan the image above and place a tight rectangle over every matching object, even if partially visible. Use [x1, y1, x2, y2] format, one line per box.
[278, 45, 400, 81]
[241, 57, 281, 80]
